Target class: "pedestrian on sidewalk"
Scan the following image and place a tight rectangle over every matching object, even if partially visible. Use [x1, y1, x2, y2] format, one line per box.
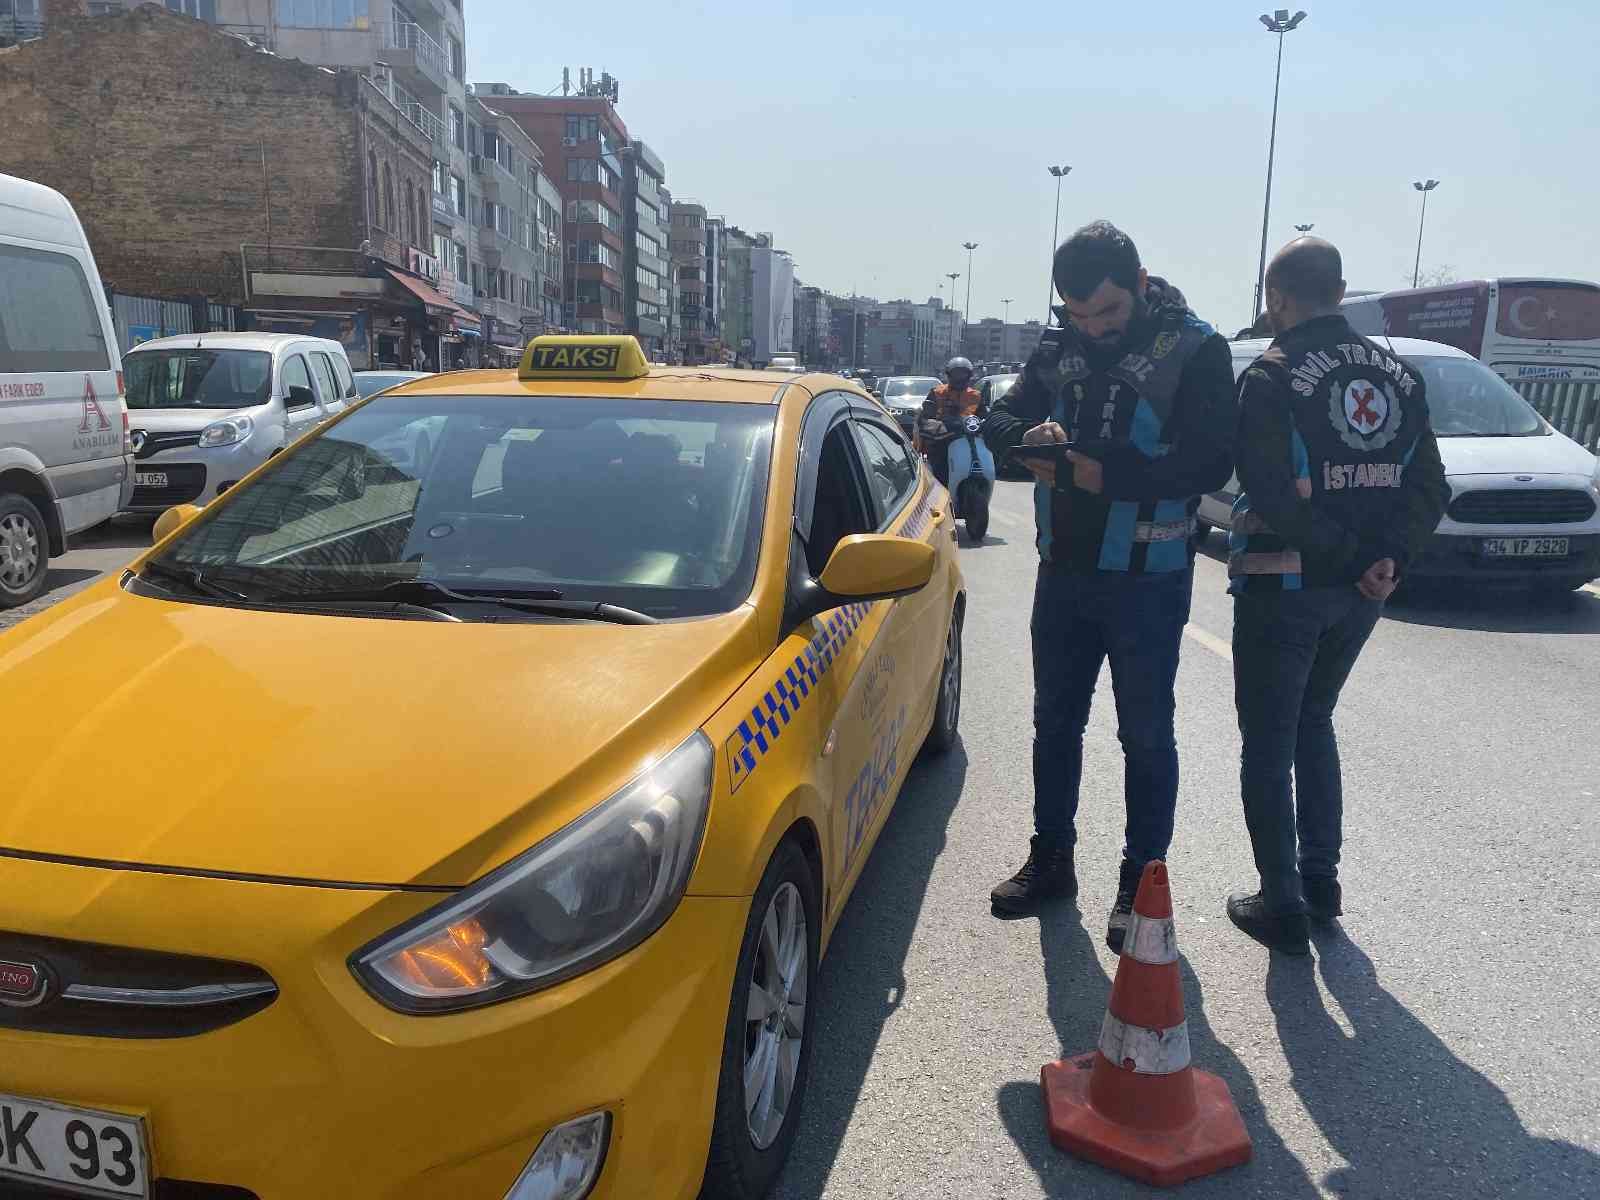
[1226, 237, 1448, 955]
[983, 221, 1236, 951]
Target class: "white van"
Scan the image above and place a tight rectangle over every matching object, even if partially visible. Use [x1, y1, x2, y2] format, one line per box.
[121, 332, 359, 513]
[0, 172, 131, 607]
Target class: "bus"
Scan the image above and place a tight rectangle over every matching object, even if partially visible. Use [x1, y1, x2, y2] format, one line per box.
[1340, 278, 1600, 451]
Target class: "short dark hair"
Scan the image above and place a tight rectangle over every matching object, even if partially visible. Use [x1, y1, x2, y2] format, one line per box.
[1053, 221, 1141, 301]
[1266, 237, 1344, 308]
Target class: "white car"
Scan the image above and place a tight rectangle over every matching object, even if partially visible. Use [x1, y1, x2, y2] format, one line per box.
[1199, 336, 1600, 594]
[122, 332, 358, 512]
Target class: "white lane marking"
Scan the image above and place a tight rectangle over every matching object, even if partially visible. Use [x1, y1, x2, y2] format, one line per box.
[1183, 623, 1232, 662]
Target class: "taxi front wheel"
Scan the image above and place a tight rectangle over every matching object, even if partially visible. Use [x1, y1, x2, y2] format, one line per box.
[703, 839, 819, 1200]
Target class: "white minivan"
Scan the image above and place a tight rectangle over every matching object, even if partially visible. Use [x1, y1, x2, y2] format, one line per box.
[121, 332, 358, 513]
[0, 172, 131, 607]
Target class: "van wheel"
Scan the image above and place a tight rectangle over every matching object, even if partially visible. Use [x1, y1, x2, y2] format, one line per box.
[703, 839, 818, 1200]
[0, 493, 49, 608]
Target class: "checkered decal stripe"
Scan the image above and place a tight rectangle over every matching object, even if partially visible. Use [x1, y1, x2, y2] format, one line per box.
[726, 601, 871, 793]
[898, 484, 940, 542]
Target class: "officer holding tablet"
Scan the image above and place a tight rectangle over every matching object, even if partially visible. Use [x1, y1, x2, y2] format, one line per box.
[982, 221, 1237, 952]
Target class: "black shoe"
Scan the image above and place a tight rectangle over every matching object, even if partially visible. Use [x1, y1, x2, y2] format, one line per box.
[1226, 890, 1310, 955]
[991, 837, 1077, 915]
[1303, 876, 1343, 923]
[1105, 858, 1144, 954]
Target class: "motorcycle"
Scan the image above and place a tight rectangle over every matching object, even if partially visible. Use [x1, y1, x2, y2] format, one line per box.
[924, 414, 996, 545]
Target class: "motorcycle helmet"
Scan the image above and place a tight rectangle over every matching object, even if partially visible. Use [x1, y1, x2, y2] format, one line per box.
[945, 356, 974, 385]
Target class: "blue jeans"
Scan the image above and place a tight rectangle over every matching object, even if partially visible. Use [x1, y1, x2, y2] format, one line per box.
[1232, 587, 1382, 914]
[1031, 564, 1193, 865]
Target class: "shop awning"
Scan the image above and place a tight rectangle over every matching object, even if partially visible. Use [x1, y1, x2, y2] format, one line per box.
[385, 268, 464, 319]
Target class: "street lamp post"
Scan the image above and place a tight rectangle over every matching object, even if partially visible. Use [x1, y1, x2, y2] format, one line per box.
[962, 241, 978, 324]
[1046, 164, 1071, 323]
[1294, 222, 1315, 233]
[944, 272, 960, 366]
[1411, 179, 1440, 288]
[1251, 9, 1308, 325]
[1002, 298, 1012, 324]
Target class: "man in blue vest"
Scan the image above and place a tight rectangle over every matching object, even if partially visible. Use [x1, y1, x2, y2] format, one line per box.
[1226, 237, 1447, 954]
[984, 221, 1237, 952]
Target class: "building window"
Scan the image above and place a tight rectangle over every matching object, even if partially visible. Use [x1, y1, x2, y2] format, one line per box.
[452, 241, 467, 281]
[432, 159, 445, 195]
[450, 174, 466, 216]
[275, 0, 368, 27]
[166, 0, 218, 17]
[566, 158, 597, 184]
[367, 151, 380, 230]
[381, 162, 395, 232]
[564, 115, 600, 143]
[449, 104, 465, 151]
[447, 33, 463, 80]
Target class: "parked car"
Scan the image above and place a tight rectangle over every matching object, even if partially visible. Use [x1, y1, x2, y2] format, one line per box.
[0, 335, 965, 1200]
[877, 375, 940, 439]
[978, 373, 1030, 478]
[0, 172, 132, 606]
[1199, 336, 1600, 593]
[121, 331, 358, 513]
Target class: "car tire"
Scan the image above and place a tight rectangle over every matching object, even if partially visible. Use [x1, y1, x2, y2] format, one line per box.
[703, 839, 819, 1200]
[921, 608, 963, 757]
[0, 492, 50, 609]
[962, 485, 989, 545]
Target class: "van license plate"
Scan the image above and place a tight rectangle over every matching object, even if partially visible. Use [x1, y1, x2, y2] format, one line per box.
[1481, 536, 1568, 558]
[0, 1093, 148, 1196]
[134, 472, 168, 488]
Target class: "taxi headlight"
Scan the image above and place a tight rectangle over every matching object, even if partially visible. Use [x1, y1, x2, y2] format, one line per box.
[198, 415, 254, 448]
[352, 732, 713, 1013]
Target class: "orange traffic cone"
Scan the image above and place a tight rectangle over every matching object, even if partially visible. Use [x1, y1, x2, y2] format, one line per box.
[1040, 861, 1252, 1186]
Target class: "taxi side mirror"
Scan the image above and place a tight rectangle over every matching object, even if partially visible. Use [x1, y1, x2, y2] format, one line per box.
[818, 534, 934, 600]
[152, 503, 202, 543]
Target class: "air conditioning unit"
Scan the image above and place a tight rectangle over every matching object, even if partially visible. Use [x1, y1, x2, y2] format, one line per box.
[562, 136, 579, 147]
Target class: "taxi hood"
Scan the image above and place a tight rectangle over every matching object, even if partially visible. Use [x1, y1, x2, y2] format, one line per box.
[0, 585, 763, 887]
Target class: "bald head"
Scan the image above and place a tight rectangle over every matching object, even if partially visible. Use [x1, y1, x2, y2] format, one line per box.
[1264, 237, 1346, 332]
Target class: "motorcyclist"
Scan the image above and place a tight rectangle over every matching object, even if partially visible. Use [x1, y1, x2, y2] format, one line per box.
[918, 357, 986, 486]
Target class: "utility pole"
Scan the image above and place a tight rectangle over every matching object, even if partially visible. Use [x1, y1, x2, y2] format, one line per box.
[1046, 165, 1070, 323]
[1411, 179, 1440, 288]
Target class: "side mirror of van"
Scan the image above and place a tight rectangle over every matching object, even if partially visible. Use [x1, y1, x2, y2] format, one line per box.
[152, 503, 202, 543]
[286, 384, 316, 410]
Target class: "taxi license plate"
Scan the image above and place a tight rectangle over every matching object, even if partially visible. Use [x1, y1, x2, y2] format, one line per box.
[1481, 536, 1569, 558]
[134, 471, 168, 488]
[0, 1093, 148, 1197]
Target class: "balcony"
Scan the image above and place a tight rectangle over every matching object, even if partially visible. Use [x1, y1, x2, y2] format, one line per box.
[405, 100, 446, 148]
[377, 22, 448, 95]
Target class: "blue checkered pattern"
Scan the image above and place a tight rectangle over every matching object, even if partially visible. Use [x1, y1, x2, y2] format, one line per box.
[727, 601, 871, 793]
[898, 485, 940, 542]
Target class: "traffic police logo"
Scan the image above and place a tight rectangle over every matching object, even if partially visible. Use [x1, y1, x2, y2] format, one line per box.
[528, 344, 619, 371]
[1151, 331, 1180, 360]
[1327, 375, 1402, 451]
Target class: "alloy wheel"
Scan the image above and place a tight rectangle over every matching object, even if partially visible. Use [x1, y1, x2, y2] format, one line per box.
[743, 880, 808, 1150]
[0, 511, 41, 593]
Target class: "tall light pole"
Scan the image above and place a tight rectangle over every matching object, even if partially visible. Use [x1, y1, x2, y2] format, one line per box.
[1411, 179, 1440, 288]
[1251, 9, 1308, 325]
[1294, 222, 1315, 233]
[1046, 164, 1071, 323]
[962, 241, 978, 322]
[1002, 298, 1012, 324]
[944, 272, 960, 364]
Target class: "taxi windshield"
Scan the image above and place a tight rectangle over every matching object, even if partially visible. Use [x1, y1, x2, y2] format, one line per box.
[149, 394, 775, 619]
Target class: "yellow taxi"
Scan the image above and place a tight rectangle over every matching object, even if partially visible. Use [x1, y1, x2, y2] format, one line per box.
[0, 336, 965, 1199]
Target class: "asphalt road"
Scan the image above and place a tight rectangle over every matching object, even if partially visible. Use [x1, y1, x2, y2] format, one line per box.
[0, 516, 153, 634]
[775, 480, 1600, 1200]
[5, 489, 1597, 1199]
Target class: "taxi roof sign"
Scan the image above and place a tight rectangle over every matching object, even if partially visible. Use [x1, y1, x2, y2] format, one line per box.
[518, 335, 650, 381]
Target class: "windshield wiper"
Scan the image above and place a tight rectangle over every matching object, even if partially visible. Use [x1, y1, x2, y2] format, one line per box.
[267, 578, 659, 625]
[141, 559, 253, 602]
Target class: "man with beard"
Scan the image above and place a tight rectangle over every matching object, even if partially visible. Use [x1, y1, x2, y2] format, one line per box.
[984, 221, 1237, 952]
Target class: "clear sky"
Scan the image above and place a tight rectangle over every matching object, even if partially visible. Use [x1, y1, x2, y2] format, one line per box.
[472, 0, 1599, 334]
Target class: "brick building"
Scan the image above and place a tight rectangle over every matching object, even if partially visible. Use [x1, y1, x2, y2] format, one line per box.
[0, 5, 472, 367]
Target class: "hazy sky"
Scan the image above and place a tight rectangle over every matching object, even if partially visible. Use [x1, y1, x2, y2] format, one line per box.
[473, 0, 1598, 334]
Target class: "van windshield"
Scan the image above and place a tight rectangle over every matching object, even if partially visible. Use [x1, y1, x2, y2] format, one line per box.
[125, 349, 272, 410]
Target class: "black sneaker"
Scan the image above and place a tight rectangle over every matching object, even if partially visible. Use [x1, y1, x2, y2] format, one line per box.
[991, 837, 1077, 915]
[1303, 876, 1343, 923]
[1105, 858, 1144, 954]
[1226, 890, 1310, 955]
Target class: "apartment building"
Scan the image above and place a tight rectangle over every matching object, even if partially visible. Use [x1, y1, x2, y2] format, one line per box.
[478, 86, 631, 335]
[624, 141, 671, 357]
[750, 236, 795, 365]
[669, 200, 709, 363]
[466, 92, 562, 361]
[703, 216, 728, 360]
[962, 317, 1046, 365]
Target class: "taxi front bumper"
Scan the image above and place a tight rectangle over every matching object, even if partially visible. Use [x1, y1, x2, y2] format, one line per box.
[0, 857, 744, 1199]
